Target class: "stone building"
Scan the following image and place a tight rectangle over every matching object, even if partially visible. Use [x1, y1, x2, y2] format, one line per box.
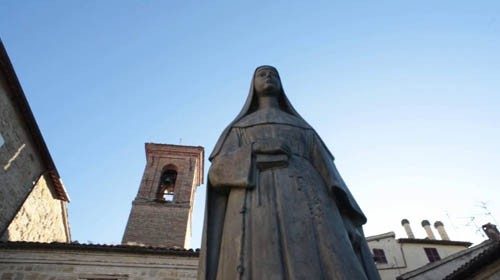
[0, 39, 70, 243]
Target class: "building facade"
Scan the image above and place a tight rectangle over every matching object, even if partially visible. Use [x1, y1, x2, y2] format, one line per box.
[367, 219, 472, 280]
[397, 240, 500, 280]
[0, 40, 70, 243]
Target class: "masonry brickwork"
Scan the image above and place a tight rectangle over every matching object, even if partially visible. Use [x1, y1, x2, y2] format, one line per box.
[1, 172, 70, 242]
[0, 242, 199, 280]
[0, 74, 46, 236]
[122, 143, 204, 248]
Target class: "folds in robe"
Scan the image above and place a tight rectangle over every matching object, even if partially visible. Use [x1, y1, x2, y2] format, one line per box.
[198, 66, 380, 280]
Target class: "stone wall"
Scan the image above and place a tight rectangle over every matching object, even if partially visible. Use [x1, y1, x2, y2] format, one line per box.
[0, 74, 46, 235]
[1, 172, 70, 242]
[0, 243, 199, 280]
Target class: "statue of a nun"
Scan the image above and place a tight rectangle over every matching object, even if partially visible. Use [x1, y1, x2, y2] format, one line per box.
[198, 66, 380, 280]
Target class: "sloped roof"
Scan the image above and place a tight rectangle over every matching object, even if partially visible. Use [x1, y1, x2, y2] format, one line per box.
[444, 240, 500, 280]
[0, 39, 69, 202]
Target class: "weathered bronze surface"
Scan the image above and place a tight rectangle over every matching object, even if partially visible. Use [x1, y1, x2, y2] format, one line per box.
[199, 66, 380, 280]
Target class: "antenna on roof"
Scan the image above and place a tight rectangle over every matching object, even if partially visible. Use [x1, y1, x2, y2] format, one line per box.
[465, 216, 485, 238]
[445, 211, 459, 231]
[477, 201, 498, 224]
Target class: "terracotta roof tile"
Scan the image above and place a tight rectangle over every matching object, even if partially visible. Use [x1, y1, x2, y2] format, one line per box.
[444, 240, 500, 280]
[0, 241, 200, 257]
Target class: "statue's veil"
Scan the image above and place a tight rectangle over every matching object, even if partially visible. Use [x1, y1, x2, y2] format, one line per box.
[210, 65, 323, 160]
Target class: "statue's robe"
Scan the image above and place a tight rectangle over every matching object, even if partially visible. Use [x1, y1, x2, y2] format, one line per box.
[199, 107, 380, 280]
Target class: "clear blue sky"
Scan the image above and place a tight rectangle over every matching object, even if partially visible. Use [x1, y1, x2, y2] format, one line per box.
[1, 1, 499, 247]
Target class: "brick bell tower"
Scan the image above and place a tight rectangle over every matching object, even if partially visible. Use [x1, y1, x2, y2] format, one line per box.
[122, 143, 204, 248]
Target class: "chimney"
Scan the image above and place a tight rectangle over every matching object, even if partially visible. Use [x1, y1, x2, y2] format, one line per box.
[401, 219, 415, 238]
[482, 223, 500, 241]
[434, 221, 450, 240]
[421, 220, 436, 240]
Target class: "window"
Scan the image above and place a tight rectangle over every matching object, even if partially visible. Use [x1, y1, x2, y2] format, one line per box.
[156, 168, 177, 202]
[424, 247, 441, 262]
[372, 248, 387, 264]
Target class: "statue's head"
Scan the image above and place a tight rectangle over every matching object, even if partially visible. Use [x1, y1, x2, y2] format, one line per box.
[210, 65, 315, 160]
[253, 65, 282, 98]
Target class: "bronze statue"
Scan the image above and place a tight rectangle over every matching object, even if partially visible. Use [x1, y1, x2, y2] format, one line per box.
[199, 66, 380, 280]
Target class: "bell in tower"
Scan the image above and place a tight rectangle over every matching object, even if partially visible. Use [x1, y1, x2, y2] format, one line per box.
[157, 168, 177, 202]
[122, 143, 204, 248]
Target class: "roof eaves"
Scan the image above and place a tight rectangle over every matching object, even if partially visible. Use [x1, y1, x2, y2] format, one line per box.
[444, 240, 500, 280]
[0, 241, 200, 257]
[398, 238, 472, 247]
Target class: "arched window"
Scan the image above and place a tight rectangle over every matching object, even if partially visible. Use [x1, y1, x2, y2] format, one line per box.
[157, 167, 177, 202]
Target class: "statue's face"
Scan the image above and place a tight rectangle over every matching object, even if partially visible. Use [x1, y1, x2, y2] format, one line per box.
[254, 68, 281, 96]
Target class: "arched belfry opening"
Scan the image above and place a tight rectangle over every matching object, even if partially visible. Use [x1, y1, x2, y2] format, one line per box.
[157, 166, 177, 202]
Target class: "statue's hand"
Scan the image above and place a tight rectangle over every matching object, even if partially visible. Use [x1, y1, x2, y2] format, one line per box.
[252, 139, 290, 156]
